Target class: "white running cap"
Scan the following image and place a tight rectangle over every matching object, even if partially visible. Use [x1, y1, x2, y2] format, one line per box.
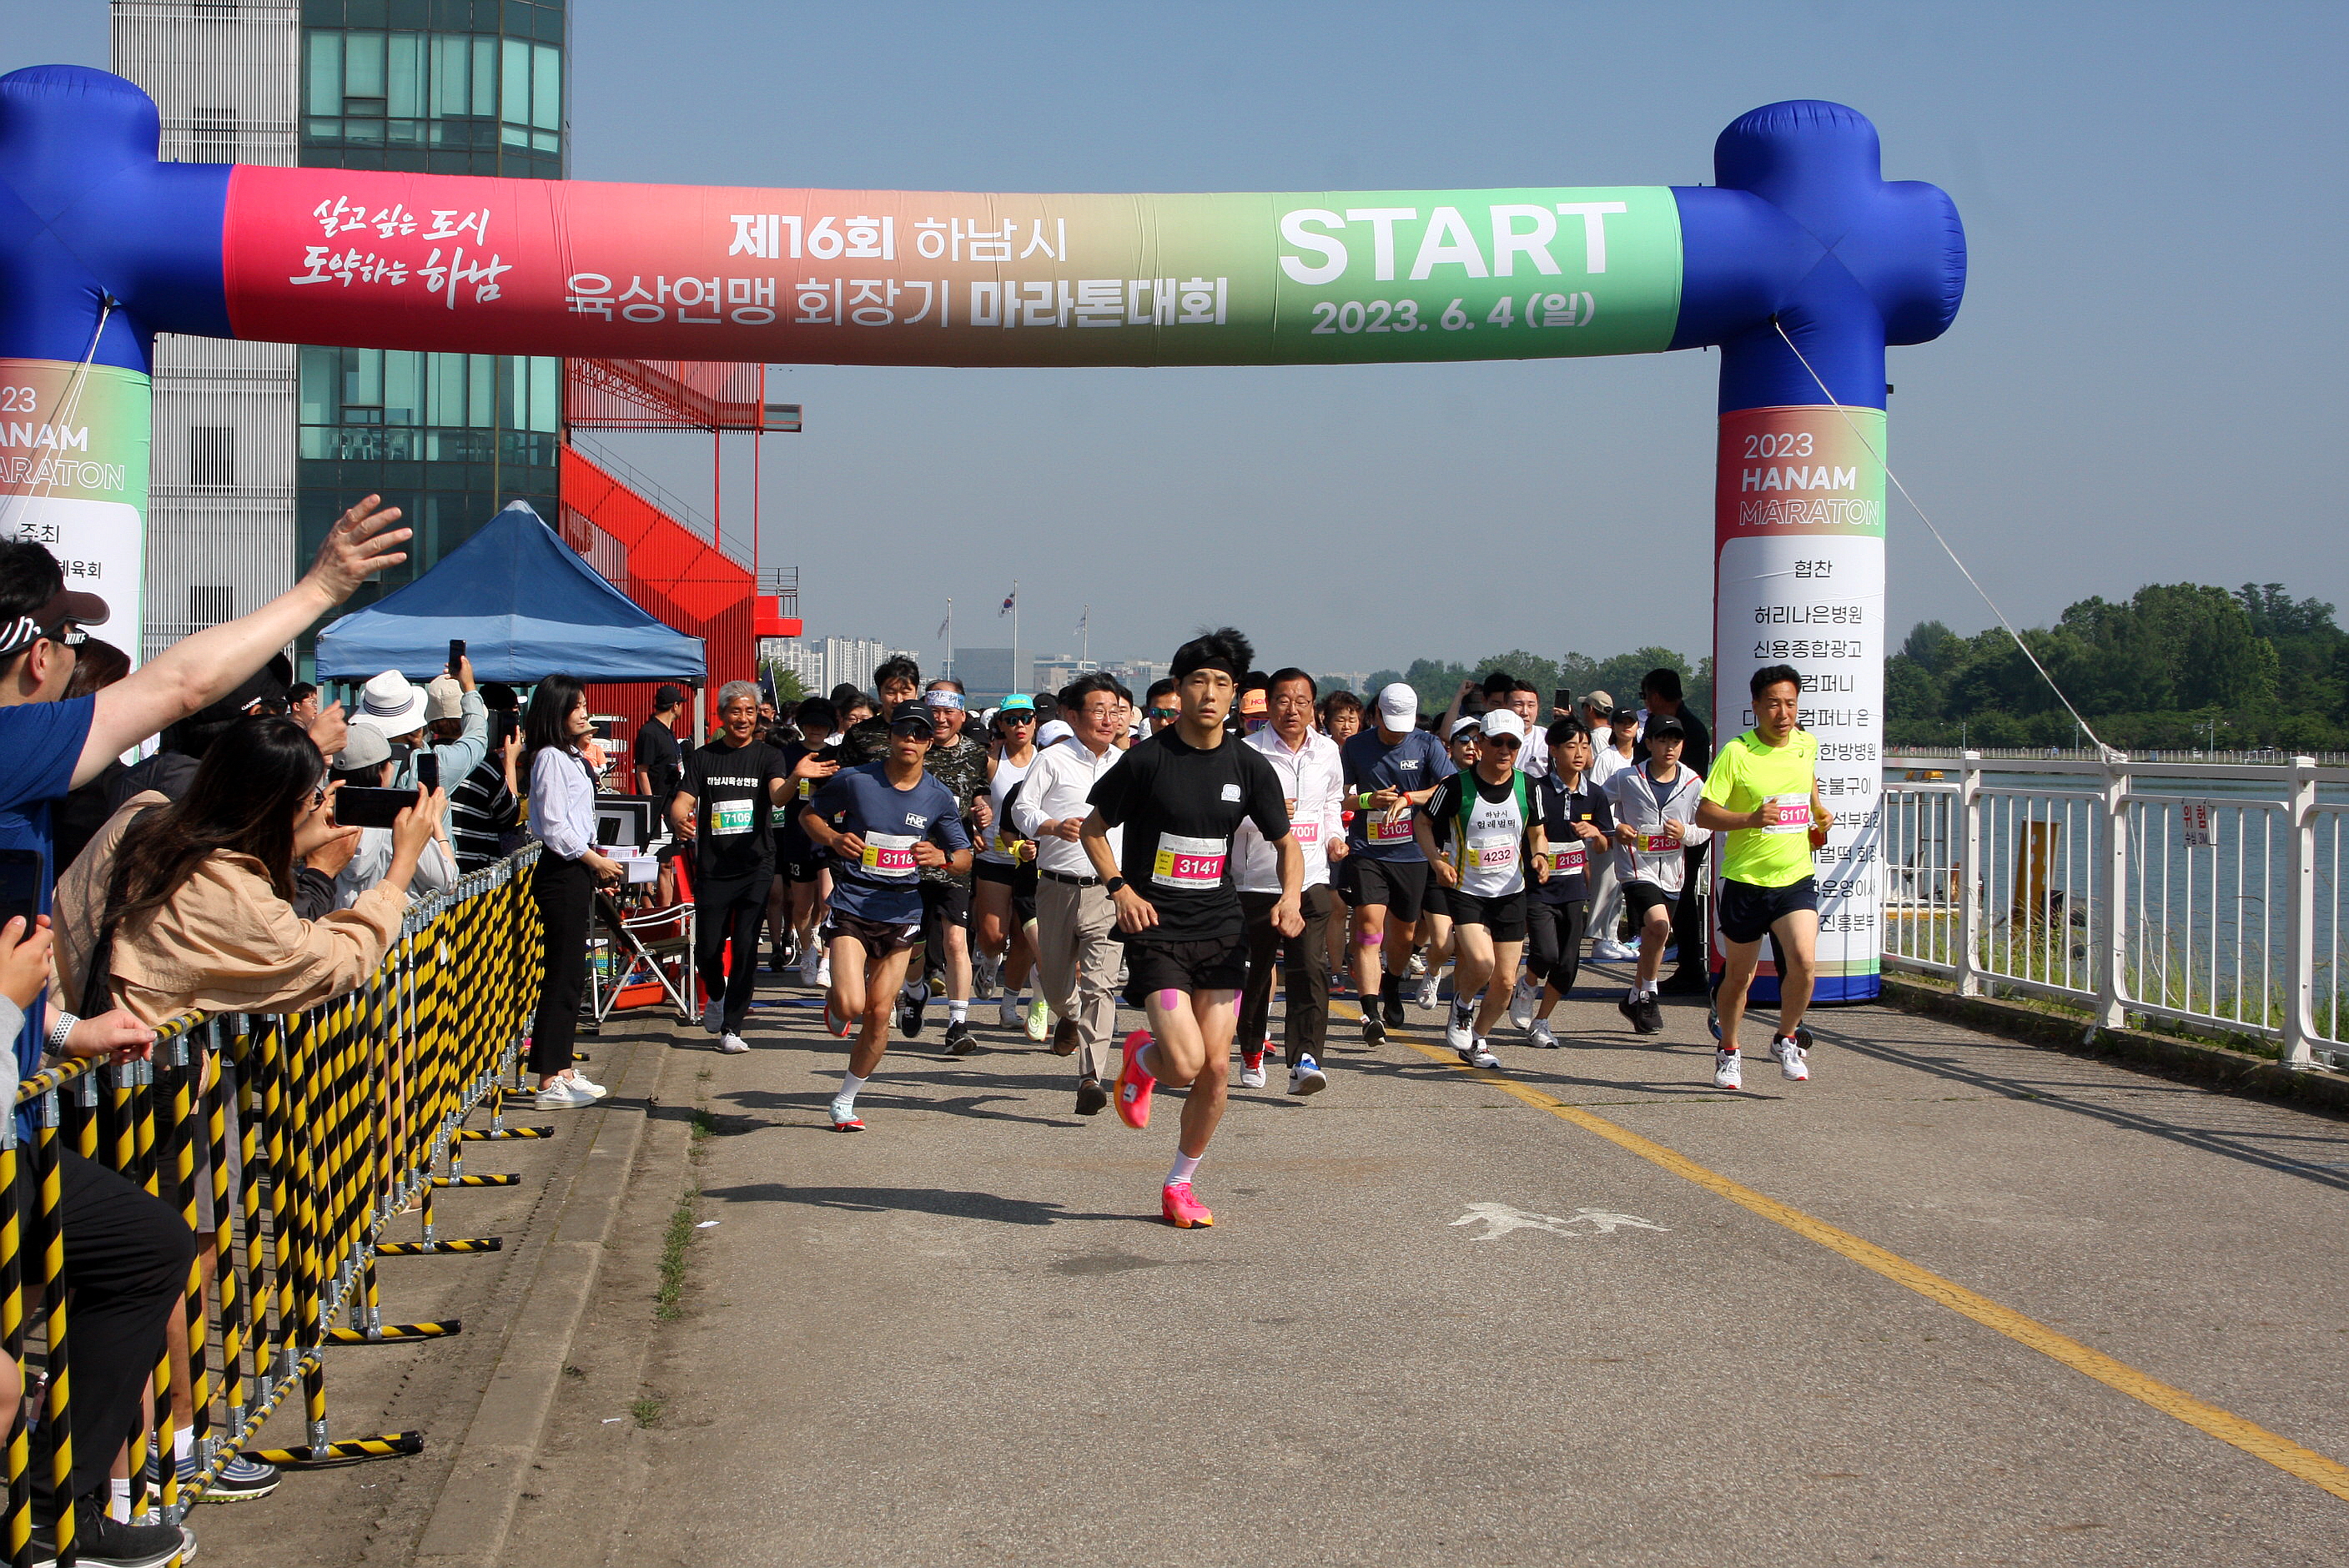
[1375, 682, 1418, 726]
[1036, 719, 1074, 747]
[1479, 709, 1527, 742]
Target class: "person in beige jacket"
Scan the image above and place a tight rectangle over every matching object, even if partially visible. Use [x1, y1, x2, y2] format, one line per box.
[54, 714, 440, 1028]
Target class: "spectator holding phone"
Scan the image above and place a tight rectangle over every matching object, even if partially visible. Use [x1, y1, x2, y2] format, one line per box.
[523, 674, 621, 1109]
[329, 726, 457, 908]
[450, 682, 525, 872]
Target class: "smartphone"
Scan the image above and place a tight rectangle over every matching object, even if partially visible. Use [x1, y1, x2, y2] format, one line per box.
[334, 787, 414, 829]
[447, 637, 465, 673]
[495, 708, 520, 745]
[415, 751, 440, 791]
[0, 848, 39, 932]
[1554, 687, 1572, 715]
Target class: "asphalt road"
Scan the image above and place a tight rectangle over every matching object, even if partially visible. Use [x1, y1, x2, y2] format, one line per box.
[509, 963, 2349, 1568]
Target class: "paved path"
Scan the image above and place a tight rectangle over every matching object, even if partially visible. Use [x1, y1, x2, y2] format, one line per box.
[504, 966, 2349, 1567]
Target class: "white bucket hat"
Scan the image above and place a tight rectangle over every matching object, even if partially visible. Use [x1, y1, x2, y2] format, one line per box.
[353, 670, 429, 736]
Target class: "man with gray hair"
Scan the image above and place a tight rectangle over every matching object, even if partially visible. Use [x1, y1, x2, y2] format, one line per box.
[672, 679, 823, 1053]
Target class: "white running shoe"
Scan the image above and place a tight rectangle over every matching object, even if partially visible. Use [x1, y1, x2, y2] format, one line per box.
[1773, 1036, 1810, 1082]
[565, 1068, 609, 1098]
[717, 1033, 749, 1055]
[798, 942, 822, 986]
[1461, 1040, 1501, 1069]
[1406, 950, 1428, 979]
[536, 1078, 596, 1110]
[1713, 1049, 1743, 1090]
[1288, 1056, 1328, 1096]
[1592, 938, 1639, 962]
[1507, 980, 1537, 1032]
[1527, 1019, 1558, 1048]
[1414, 973, 1442, 1009]
[1238, 1057, 1268, 1089]
[1444, 1008, 1473, 1052]
[816, 952, 832, 988]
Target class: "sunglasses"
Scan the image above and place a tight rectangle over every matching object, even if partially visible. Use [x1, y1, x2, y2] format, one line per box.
[1149, 708, 1177, 721]
[1485, 735, 1522, 749]
[40, 622, 87, 648]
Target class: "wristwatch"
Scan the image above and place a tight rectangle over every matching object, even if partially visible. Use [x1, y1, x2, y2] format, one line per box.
[1104, 876, 1128, 895]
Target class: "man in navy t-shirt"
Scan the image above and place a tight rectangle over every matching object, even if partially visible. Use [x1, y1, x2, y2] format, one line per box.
[800, 706, 971, 1131]
[1337, 682, 1455, 1044]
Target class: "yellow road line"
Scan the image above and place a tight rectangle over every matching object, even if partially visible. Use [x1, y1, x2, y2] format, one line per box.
[1347, 1005, 2349, 1504]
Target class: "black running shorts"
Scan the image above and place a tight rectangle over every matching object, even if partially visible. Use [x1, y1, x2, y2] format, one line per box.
[1445, 887, 1528, 942]
[1624, 880, 1680, 924]
[1121, 933, 1251, 1008]
[822, 912, 919, 959]
[1718, 875, 1819, 944]
[1341, 855, 1431, 922]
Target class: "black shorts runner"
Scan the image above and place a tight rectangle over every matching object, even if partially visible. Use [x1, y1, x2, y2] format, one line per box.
[822, 911, 920, 959]
[1341, 856, 1431, 922]
[1121, 932, 1250, 1007]
[1445, 887, 1528, 942]
[1624, 881, 1680, 923]
[1718, 875, 1819, 943]
[782, 855, 823, 884]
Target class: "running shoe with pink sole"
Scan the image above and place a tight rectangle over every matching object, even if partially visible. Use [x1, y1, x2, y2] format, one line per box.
[823, 995, 852, 1038]
[1116, 1030, 1155, 1129]
[1161, 1180, 1213, 1228]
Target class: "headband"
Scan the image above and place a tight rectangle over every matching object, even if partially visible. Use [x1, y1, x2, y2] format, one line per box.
[924, 690, 966, 711]
[1171, 655, 1243, 681]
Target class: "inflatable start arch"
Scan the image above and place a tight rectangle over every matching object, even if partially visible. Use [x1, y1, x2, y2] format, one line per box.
[0, 66, 1964, 999]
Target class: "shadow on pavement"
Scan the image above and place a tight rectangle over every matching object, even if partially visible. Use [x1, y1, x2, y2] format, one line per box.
[699, 1181, 1131, 1226]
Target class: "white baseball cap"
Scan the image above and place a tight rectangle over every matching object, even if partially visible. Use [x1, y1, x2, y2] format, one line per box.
[1479, 709, 1527, 743]
[1375, 682, 1418, 726]
[1036, 719, 1074, 747]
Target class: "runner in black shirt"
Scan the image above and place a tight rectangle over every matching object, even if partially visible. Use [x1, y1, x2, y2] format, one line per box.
[671, 681, 828, 1053]
[1082, 627, 1301, 1229]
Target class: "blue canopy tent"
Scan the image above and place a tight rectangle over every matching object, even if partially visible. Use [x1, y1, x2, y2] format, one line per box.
[314, 500, 705, 683]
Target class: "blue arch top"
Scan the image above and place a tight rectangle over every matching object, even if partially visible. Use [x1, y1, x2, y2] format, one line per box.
[0, 68, 1963, 402]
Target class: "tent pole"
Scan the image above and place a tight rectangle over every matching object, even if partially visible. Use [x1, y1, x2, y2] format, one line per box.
[693, 681, 706, 744]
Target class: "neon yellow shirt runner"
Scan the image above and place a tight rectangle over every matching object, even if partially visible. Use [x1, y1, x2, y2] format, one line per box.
[1700, 728, 1820, 888]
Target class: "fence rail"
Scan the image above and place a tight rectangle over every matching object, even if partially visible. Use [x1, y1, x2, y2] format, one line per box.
[1880, 754, 2346, 1068]
[2, 847, 546, 1560]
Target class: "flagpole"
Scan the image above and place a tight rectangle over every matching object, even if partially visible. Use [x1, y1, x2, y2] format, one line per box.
[1012, 580, 1021, 695]
[1080, 604, 1090, 670]
[944, 597, 953, 681]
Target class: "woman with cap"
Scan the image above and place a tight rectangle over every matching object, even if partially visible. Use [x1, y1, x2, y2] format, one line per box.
[522, 674, 624, 1110]
[973, 696, 1042, 1034]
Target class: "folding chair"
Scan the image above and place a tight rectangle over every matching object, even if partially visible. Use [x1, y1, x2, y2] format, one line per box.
[586, 861, 697, 1025]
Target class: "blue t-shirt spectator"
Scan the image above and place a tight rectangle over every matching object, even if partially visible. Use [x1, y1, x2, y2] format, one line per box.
[0, 696, 97, 1111]
[807, 762, 969, 927]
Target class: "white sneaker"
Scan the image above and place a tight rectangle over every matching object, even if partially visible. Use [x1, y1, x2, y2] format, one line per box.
[998, 996, 1023, 1031]
[1444, 1008, 1473, 1052]
[1413, 973, 1441, 1009]
[1288, 1056, 1328, 1096]
[536, 1079, 596, 1110]
[1461, 1040, 1501, 1069]
[1592, 938, 1638, 962]
[1527, 1018, 1558, 1048]
[1773, 1035, 1809, 1082]
[1507, 980, 1536, 1032]
[565, 1068, 608, 1098]
[798, 944, 823, 986]
[1406, 950, 1428, 979]
[1238, 1057, 1268, 1089]
[816, 952, 832, 988]
[1713, 1049, 1743, 1090]
[717, 1033, 750, 1055]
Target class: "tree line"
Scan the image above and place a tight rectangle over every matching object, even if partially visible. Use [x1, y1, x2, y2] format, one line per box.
[1889, 582, 2349, 751]
[1351, 648, 1715, 726]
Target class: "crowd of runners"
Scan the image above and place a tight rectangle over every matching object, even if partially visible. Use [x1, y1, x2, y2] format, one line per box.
[640, 637, 1833, 1229]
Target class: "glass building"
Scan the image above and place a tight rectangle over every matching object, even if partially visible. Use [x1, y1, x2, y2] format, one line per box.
[294, 0, 567, 644]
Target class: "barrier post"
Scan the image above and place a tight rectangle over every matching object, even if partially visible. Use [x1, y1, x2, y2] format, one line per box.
[2281, 756, 2319, 1068]
[1954, 751, 1983, 998]
[2095, 764, 2131, 1031]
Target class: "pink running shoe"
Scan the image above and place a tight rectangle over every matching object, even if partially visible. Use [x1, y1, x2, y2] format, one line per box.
[1161, 1181, 1213, 1228]
[1116, 1030, 1155, 1130]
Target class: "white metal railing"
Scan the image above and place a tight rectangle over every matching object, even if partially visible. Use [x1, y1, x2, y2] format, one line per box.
[1880, 753, 2347, 1068]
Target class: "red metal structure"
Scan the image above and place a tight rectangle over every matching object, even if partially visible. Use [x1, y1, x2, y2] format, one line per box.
[558, 359, 802, 741]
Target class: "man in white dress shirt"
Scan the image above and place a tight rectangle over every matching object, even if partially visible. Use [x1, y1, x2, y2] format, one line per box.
[1234, 668, 1344, 1097]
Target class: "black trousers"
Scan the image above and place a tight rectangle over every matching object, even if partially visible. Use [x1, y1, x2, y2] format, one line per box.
[1671, 841, 1710, 979]
[1238, 885, 1333, 1068]
[23, 1152, 195, 1513]
[531, 855, 596, 1077]
[694, 872, 767, 1033]
[1526, 897, 1589, 994]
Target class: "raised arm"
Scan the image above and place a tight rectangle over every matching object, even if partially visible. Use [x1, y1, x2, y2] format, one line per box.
[78, 496, 409, 785]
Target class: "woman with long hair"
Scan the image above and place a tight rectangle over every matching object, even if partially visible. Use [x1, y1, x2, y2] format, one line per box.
[523, 674, 622, 1108]
[55, 714, 440, 1022]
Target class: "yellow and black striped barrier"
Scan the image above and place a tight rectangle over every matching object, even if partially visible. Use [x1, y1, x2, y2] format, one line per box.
[1, 847, 551, 1548]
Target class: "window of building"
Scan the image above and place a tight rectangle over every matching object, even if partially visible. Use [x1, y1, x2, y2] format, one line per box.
[304, 14, 562, 169]
[191, 425, 234, 488]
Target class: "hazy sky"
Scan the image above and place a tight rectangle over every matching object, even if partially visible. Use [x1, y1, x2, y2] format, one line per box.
[10, 3, 2345, 676]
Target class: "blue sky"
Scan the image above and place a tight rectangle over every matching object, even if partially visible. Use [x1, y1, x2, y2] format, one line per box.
[10, 2, 2344, 676]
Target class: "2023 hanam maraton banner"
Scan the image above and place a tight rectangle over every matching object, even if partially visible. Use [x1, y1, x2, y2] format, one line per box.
[225, 172, 1684, 366]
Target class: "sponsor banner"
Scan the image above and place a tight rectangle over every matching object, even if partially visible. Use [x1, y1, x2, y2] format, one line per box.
[224, 169, 1683, 366]
[1711, 405, 1884, 1001]
[0, 359, 148, 667]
